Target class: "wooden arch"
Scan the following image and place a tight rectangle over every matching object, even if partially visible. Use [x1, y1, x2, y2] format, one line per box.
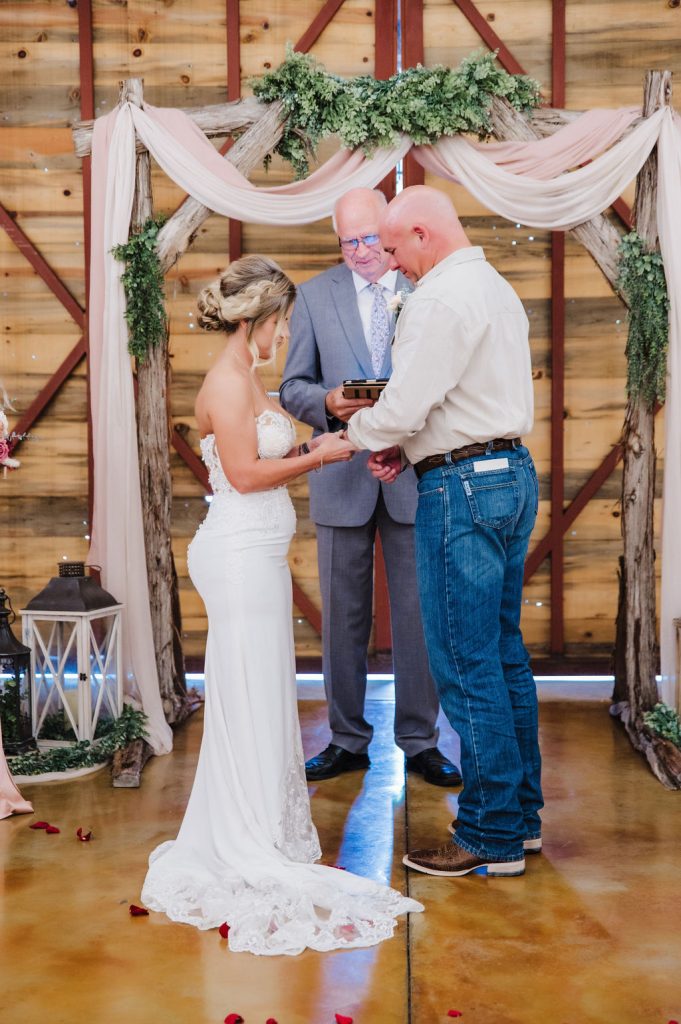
[1, 0, 665, 694]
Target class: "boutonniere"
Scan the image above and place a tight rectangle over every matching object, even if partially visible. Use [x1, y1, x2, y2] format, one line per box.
[387, 288, 413, 320]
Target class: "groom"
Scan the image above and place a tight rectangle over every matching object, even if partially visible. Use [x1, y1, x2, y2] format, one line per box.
[280, 187, 460, 787]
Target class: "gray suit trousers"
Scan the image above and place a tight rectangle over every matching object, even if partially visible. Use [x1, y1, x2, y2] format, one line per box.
[316, 493, 440, 756]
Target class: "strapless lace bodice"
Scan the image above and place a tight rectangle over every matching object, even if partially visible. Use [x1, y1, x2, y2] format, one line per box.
[194, 410, 297, 540]
[200, 410, 296, 495]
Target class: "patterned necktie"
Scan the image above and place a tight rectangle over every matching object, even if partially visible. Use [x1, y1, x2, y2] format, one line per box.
[369, 282, 391, 376]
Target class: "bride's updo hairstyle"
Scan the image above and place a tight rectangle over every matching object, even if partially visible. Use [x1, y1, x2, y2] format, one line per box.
[197, 255, 296, 362]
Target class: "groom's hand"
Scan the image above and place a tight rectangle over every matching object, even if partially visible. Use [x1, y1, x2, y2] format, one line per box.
[325, 386, 375, 423]
[368, 446, 402, 483]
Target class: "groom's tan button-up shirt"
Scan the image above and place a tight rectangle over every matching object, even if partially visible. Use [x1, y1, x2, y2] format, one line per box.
[346, 247, 534, 465]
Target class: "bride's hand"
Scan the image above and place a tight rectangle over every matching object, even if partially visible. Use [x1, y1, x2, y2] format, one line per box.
[313, 431, 356, 465]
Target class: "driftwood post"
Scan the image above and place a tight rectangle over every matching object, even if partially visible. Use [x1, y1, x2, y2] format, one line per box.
[111, 77, 162, 785]
[612, 71, 681, 788]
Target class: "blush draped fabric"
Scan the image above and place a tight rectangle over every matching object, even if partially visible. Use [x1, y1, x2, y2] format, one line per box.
[89, 102, 681, 746]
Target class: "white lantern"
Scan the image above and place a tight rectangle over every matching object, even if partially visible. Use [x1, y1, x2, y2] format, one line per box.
[21, 563, 122, 743]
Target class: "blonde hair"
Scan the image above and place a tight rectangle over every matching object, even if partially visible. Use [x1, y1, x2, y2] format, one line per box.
[197, 255, 296, 364]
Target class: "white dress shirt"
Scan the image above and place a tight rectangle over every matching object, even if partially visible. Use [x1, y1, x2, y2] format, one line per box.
[352, 269, 398, 350]
[347, 247, 534, 465]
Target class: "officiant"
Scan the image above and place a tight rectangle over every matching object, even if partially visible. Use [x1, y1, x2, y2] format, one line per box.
[280, 187, 459, 787]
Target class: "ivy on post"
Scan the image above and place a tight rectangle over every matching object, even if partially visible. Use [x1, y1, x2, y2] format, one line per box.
[612, 70, 681, 789]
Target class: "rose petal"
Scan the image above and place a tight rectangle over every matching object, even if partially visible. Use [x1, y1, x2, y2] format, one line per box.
[218, 922, 230, 939]
[265, 1019, 278, 1024]
[45, 825, 60, 834]
[129, 904, 149, 917]
[223, 1015, 244, 1024]
[76, 827, 93, 842]
[335, 1015, 354, 1024]
[447, 1013, 463, 1019]
[29, 821, 50, 829]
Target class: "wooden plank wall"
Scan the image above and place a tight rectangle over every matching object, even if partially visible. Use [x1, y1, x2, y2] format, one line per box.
[1, 0, 679, 663]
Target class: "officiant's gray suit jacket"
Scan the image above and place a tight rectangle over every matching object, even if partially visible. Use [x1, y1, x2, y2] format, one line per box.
[280, 262, 418, 527]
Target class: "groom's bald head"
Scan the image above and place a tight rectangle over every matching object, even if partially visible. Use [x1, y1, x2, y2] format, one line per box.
[379, 185, 471, 282]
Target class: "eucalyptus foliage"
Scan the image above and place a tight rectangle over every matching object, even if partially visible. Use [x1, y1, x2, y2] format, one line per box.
[253, 48, 541, 177]
[112, 217, 168, 361]
[617, 231, 670, 407]
[643, 702, 681, 748]
[8, 705, 149, 776]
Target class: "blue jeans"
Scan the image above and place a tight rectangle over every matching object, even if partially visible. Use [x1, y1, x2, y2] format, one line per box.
[414, 445, 543, 861]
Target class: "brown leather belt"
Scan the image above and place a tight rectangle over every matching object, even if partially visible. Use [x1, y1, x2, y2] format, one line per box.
[414, 438, 522, 479]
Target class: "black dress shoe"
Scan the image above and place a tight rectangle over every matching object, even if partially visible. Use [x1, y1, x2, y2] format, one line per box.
[406, 747, 462, 787]
[305, 743, 371, 781]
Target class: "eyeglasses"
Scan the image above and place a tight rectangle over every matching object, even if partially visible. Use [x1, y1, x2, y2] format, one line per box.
[338, 233, 381, 251]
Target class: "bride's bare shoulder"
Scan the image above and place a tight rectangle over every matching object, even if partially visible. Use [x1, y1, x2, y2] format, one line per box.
[195, 363, 253, 428]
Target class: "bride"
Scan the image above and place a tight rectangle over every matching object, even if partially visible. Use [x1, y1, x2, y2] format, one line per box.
[141, 255, 422, 955]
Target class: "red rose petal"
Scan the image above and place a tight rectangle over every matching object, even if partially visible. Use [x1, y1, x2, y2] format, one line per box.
[29, 821, 50, 829]
[335, 1015, 354, 1024]
[447, 1013, 463, 1019]
[76, 827, 93, 842]
[218, 922, 230, 939]
[45, 825, 60, 834]
[265, 1019, 278, 1024]
[129, 904, 149, 917]
[223, 1015, 244, 1024]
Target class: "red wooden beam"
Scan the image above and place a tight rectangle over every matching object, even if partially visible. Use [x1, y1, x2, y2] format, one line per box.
[78, 0, 95, 528]
[294, 0, 347, 53]
[375, 0, 397, 80]
[549, 230, 565, 653]
[226, 0, 242, 263]
[171, 427, 210, 491]
[451, 0, 527, 77]
[548, 0, 566, 654]
[0, 202, 85, 328]
[524, 402, 661, 584]
[374, 535, 392, 652]
[402, 0, 425, 188]
[8, 338, 87, 455]
[374, 2, 397, 217]
[613, 197, 633, 230]
[552, 0, 566, 108]
[291, 582, 323, 637]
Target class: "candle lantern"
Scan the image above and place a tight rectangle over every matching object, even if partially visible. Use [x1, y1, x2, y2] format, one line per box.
[0, 586, 35, 754]
[21, 563, 123, 743]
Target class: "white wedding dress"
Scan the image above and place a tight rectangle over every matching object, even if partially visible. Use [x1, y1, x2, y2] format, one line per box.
[141, 410, 422, 955]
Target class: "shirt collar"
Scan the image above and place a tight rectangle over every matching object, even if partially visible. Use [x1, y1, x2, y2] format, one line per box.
[352, 268, 398, 295]
[416, 246, 486, 288]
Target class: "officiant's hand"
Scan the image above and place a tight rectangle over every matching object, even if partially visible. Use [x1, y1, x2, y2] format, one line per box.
[368, 446, 402, 483]
[325, 385, 375, 423]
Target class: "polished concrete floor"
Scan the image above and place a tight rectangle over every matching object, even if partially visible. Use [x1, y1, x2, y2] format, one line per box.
[2, 695, 680, 1024]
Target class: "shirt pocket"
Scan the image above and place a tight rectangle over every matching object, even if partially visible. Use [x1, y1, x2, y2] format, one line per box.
[460, 469, 519, 530]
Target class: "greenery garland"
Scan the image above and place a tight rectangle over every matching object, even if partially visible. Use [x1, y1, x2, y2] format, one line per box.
[253, 48, 541, 178]
[643, 702, 681, 748]
[112, 217, 168, 361]
[7, 705, 149, 777]
[617, 231, 670, 407]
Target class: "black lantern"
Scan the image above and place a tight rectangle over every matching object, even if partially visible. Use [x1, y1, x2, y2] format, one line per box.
[0, 586, 35, 754]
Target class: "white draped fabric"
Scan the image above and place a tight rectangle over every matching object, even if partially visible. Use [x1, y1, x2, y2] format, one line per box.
[89, 102, 681, 751]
